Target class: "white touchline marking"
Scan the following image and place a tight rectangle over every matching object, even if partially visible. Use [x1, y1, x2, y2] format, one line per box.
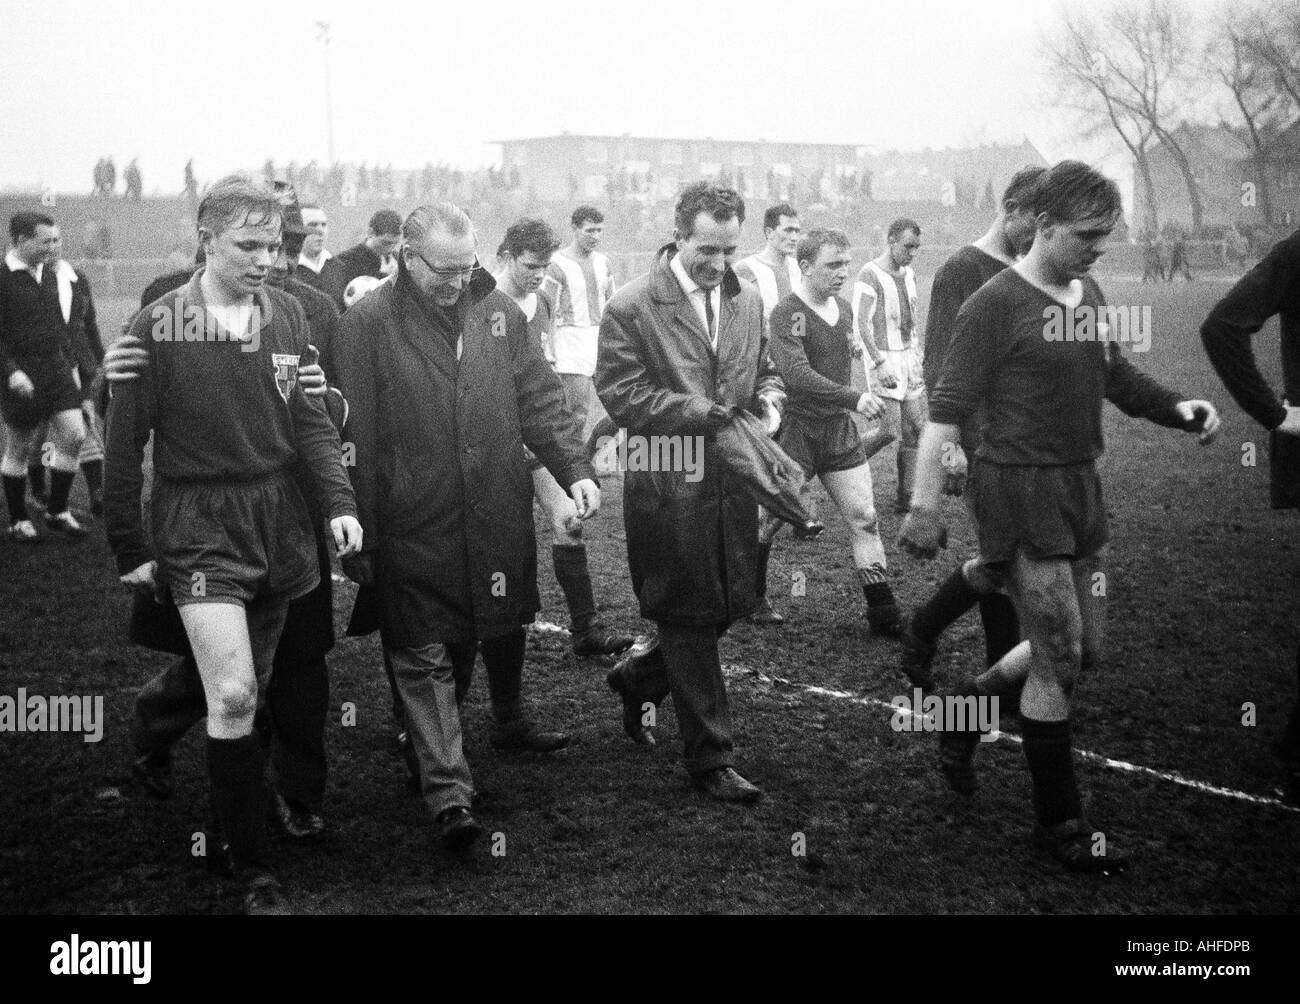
[721, 664, 1300, 813]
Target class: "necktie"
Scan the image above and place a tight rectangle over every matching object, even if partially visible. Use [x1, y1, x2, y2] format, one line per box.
[703, 288, 716, 346]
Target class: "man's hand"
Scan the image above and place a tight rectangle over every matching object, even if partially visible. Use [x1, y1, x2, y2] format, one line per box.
[1277, 401, 1300, 438]
[298, 345, 326, 396]
[7, 370, 35, 398]
[856, 392, 884, 421]
[331, 515, 364, 557]
[941, 441, 968, 496]
[341, 552, 374, 585]
[757, 393, 782, 436]
[570, 478, 601, 519]
[1174, 399, 1221, 444]
[104, 334, 149, 382]
[120, 559, 166, 603]
[873, 358, 898, 390]
[899, 506, 949, 559]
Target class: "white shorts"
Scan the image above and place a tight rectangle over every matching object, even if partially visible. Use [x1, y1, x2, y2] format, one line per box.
[871, 344, 926, 402]
[552, 324, 600, 378]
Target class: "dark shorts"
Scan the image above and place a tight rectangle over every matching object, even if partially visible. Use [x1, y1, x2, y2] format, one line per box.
[151, 469, 320, 607]
[0, 355, 82, 431]
[778, 412, 868, 478]
[970, 459, 1109, 565]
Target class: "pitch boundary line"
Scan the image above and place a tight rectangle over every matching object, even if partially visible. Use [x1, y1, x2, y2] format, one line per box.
[528, 618, 1297, 811]
[721, 664, 1299, 813]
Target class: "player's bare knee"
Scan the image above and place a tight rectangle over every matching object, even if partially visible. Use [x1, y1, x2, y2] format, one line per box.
[212, 678, 258, 722]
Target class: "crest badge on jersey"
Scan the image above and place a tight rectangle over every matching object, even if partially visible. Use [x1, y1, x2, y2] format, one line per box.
[271, 353, 300, 402]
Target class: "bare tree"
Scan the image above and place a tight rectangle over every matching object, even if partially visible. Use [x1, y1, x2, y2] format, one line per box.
[1205, 4, 1299, 227]
[1042, 8, 1162, 231]
[1042, 0, 1205, 232]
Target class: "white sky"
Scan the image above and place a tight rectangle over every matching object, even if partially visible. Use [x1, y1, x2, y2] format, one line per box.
[0, 0, 1225, 195]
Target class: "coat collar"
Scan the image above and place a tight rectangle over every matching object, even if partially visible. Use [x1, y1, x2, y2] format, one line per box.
[649, 242, 741, 304]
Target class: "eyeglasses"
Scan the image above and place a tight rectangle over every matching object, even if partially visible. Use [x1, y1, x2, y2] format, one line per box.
[407, 248, 480, 280]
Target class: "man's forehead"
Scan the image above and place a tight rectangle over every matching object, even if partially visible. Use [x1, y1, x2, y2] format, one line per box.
[419, 229, 477, 259]
[579, 221, 602, 231]
[778, 216, 800, 230]
[32, 224, 59, 240]
[897, 230, 920, 245]
[1065, 214, 1115, 235]
[688, 213, 741, 243]
[302, 208, 328, 223]
[518, 251, 550, 267]
[818, 246, 851, 266]
[223, 217, 283, 241]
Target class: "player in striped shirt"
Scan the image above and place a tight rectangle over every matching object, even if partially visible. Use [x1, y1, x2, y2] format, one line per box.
[853, 219, 927, 513]
[733, 203, 803, 322]
[544, 206, 616, 439]
[736, 205, 804, 624]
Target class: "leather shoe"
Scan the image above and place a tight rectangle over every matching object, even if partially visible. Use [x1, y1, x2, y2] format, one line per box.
[436, 806, 482, 852]
[691, 767, 762, 803]
[491, 719, 570, 753]
[606, 655, 655, 747]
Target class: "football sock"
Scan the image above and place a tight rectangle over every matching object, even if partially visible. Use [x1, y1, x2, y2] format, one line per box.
[207, 733, 272, 875]
[755, 540, 774, 600]
[861, 578, 896, 608]
[27, 463, 46, 499]
[979, 593, 1020, 667]
[3, 475, 27, 523]
[80, 459, 103, 498]
[910, 566, 979, 642]
[47, 469, 75, 515]
[1022, 716, 1083, 827]
[483, 628, 527, 723]
[552, 544, 596, 635]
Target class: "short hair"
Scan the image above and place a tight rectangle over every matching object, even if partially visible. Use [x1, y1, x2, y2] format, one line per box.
[763, 203, 798, 232]
[368, 209, 403, 236]
[571, 205, 604, 228]
[403, 202, 473, 248]
[498, 217, 560, 259]
[10, 211, 55, 243]
[887, 218, 921, 242]
[1001, 166, 1046, 210]
[1029, 161, 1122, 226]
[796, 227, 850, 266]
[674, 182, 746, 239]
[197, 174, 282, 239]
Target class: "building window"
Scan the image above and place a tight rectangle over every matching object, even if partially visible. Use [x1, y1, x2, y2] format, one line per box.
[733, 147, 754, 167]
[584, 174, 608, 198]
[699, 161, 721, 178]
[662, 144, 682, 165]
[584, 141, 608, 164]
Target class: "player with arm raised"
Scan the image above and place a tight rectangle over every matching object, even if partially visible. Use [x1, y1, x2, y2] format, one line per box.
[1201, 226, 1300, 804]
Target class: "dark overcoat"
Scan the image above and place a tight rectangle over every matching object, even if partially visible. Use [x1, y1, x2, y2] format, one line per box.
[336, 265, 593, 647]
[595, 244, 783, 626]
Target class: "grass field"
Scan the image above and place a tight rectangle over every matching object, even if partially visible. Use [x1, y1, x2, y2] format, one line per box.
[1, 275, 1297, 915]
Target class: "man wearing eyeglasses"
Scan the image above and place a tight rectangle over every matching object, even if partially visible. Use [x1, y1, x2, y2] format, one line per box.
[334, 203, 599, 852]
